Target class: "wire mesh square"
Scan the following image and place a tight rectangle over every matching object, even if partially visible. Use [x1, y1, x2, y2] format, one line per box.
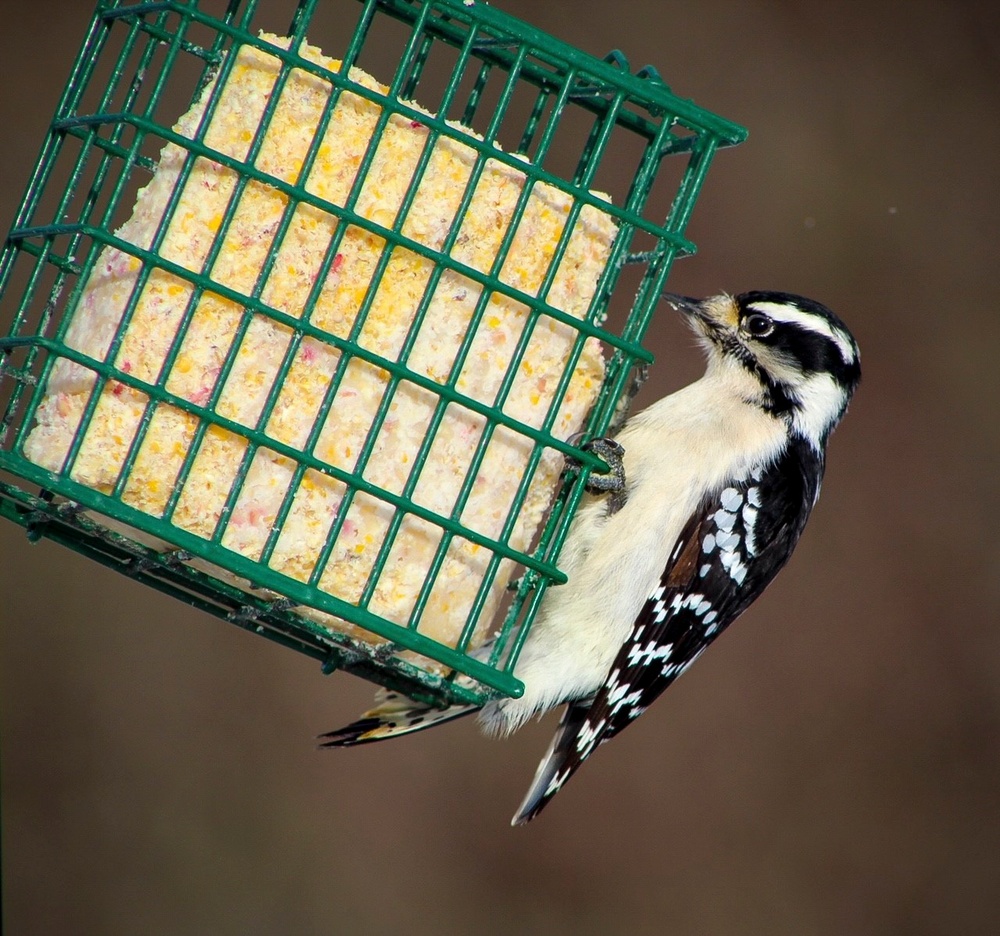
[0, 0, 745, 706]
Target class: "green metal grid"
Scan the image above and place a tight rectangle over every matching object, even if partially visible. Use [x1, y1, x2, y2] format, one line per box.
[0, 0, 746, 707]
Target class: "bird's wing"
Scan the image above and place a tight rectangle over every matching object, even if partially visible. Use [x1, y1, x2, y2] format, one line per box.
[513, 444, 820, 824]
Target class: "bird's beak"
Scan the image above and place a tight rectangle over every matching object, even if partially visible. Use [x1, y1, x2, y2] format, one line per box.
[663, 293, 711, 333]
[663, 293, 739, 332]
[661, 293, 703, 315]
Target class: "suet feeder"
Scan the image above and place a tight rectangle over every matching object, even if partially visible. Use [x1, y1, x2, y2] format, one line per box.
[0, 0, 745, 707]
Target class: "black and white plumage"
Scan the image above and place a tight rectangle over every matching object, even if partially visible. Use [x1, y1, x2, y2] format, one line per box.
[321, 290, 861, 825]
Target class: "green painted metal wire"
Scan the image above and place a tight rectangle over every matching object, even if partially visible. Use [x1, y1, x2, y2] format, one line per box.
[0, 0, 746, 706]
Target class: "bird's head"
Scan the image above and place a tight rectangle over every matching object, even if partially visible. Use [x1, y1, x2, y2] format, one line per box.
[663, 290, 861, 448]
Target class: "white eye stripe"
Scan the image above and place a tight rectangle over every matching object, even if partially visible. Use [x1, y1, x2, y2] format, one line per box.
[748, 301, 857, 365]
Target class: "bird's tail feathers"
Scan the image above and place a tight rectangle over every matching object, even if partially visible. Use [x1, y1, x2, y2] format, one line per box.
[319, 690, 477, 747]
[510, 700, 591, 826]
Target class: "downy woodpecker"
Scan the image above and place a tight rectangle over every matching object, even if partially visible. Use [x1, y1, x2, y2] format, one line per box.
[321, 291, 861, 825]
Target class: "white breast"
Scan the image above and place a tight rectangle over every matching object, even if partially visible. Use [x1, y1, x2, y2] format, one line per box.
[480, 361, 787, 736]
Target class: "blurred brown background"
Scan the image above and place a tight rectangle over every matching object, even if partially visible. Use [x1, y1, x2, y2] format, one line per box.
[2, 1, 998, 934]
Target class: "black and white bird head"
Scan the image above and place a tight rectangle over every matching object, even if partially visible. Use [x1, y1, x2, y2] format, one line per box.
[664, 290, 861, 450]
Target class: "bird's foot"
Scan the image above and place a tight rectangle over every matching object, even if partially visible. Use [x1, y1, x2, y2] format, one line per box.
[566, 435, 628, 514]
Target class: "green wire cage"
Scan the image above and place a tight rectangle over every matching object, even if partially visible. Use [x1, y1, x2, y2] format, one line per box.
[0, 0, 746, 708]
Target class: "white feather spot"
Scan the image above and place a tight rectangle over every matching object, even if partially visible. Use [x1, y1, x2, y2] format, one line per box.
[714, 509, 736, 531]
[576, 718, 607, 755]
[545, 767, 572, 796]
[607, 685, 644, 718]
[628, 640, 674, 666]
[743, 505, 759, 555]
[715, 530, 741, 550]
[721, 487, 742, 512]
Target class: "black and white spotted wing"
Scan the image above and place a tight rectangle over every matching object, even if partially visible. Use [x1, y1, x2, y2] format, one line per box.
[512, 437, 823, 824]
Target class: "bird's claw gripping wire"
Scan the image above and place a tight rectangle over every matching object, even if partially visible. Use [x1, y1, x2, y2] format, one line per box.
[565, 435, 628, 515]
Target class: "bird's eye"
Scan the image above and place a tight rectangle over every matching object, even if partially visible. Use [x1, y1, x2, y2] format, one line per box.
[743, 313, 774, 337]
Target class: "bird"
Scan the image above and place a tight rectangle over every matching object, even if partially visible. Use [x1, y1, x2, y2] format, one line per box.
[320, 290, 861, 825]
